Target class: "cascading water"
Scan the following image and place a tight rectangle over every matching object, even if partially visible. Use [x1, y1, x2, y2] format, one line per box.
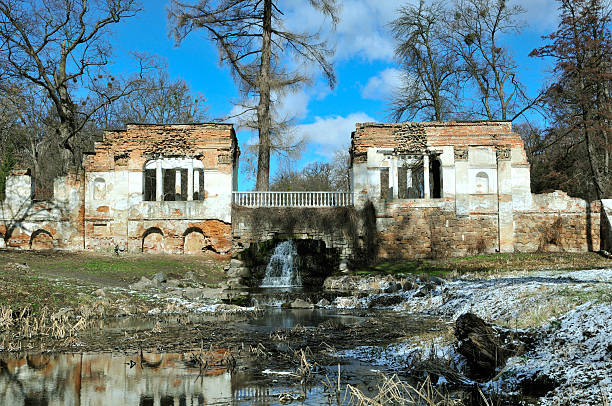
[260, 240, 302, 288]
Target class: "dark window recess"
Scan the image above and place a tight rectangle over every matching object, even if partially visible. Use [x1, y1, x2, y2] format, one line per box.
[430, 157, 443, 198]
[380, 167, 391, 199]
[163, 169, 175, 201]
[144, 169, 156, 201]
[177, 168, 188, 201]
[398, 166, 408, 199]
[409, 163, 424, 198]
[193, 169, 205, 200]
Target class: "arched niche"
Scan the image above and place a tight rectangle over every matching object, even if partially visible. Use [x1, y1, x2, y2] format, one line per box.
[30, 229, 54, 250]
[475, 171, 490, 194]
[142, 227, 164, 253]
[183, 227, 209, 255]
[93, 178, 106, 200]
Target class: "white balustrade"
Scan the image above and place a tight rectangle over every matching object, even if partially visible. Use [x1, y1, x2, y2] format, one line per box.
[232, 191, 353, 207]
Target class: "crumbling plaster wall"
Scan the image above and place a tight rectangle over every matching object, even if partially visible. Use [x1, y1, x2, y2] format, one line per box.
[351, 121, 600, 258]
[83, 124, 237, 254]
[0, 172, 84, 250]
[1, 123, 238, 254]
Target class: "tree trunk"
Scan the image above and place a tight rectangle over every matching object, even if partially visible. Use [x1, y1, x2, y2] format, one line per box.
[255, 0, 273, 191]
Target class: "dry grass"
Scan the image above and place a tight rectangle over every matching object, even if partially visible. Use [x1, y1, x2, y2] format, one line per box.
[346, 374, 464, 406]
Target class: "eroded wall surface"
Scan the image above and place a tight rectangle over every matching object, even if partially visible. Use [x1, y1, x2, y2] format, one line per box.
[351, 121, 601, 258]
[1, 124, 238, 254]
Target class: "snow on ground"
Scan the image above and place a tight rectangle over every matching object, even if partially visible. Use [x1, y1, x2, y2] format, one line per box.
[499, 302, 612, 405]
[331, 268, 612, 405]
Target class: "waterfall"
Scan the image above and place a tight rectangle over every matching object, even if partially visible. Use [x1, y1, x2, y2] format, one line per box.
[260, 241, 302, 288]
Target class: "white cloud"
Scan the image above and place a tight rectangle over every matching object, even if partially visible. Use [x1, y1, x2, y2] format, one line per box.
[362, 68, 403, 100]
[295, 112, 376, 157]
[512, 0, 561, 32]
[284, 0, 408, 62]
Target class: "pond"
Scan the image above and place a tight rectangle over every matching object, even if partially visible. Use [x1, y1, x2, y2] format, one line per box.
[0, 308, 435, 406]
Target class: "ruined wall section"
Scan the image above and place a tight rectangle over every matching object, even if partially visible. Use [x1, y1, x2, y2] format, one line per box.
[514, 192, 601, 252]
[351, 121, 600, 258]
[83, 124, 237, 254]
[0, 171, 84, 250]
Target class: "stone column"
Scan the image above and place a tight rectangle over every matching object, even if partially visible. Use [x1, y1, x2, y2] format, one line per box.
[175, 169, 181, 197]
[497, 148, 514, 253]
[155, 160, 163, 201]
[423, 153, 430, 199]
[187, 160, 194, 201]
[391, 156, 399, 199]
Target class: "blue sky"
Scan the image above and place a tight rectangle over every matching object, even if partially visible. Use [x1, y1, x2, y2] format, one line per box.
[109, 0, 563, 190]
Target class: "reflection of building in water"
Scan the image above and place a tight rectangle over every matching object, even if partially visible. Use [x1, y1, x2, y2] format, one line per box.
[0, 353, 232, 406]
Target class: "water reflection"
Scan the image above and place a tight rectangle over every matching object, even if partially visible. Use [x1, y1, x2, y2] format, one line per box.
[0, 352, 232, 405]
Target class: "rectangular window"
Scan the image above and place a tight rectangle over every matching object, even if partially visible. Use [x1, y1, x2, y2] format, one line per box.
[193, 169, 204, 200]
[409, 164, 425, 198]
[398, 166, 408, 199]
[144, 169, 156, 201]
[380, 168, 390, 199]
[163, 169, 176, 201]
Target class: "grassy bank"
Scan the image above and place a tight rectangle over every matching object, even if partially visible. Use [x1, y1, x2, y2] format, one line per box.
[356, 252, 611, 277]
[0, 250, 227, 313]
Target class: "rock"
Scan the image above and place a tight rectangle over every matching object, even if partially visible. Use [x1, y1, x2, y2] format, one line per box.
[227, 267, 250, 278]
[94, 288, 106, 297]
[183, 287, 204, 300]
[225, 278, 247, 289]
[429, 276, 446, 285]
[334, 296, 360, 309]
[129, 276, 153, 291]
[229, 258, 244, 268]
[455, 313, 524, 379]
[338, 260, 349, 272]
[316, 299, 331, 307]
[368, 294, 405, 308]
[215, 304, 242, 312]
[152, 272, 166, 284]
[401, 279, 415, 291]
[4, 262, 30, 273]
[290, 299, 314, 309]
[413, 283, 434, 297]
[166, 279, 182, 288]
[148, 307, 161, 315]
[383, 282, 401, 294]
[184, 271, 196, 281]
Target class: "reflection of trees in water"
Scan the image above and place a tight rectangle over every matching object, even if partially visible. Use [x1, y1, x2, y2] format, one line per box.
[0, 353, 232, 405]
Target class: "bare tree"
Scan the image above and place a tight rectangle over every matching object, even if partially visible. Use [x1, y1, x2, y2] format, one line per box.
[389, 0, 459, 121]
[95, 67, 209, 128]
[169, 0, 339, 190]
[0, 0, 154, 169]
[531, 0, 612, 200]
[450, 0, 529, 120]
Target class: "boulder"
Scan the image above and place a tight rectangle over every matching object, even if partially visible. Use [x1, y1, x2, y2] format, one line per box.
[183, 287, 204, 300]
[129, 276, 153, 291]
[229, 258, 244, 268]
[316, 298, 331, 307]
[152, 272, 166, 284]
[290, 299, 314, 309]
[165, 279, 182, 288]
[227, 267, 250, 278]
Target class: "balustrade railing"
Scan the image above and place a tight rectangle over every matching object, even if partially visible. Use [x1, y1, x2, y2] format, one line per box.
[232, 191, 353, 207]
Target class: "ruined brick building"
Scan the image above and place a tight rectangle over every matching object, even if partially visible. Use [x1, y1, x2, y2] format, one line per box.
[1, 121, 611, 259]
[0, 124, 238, 254]
[351, 121, 606, 258]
